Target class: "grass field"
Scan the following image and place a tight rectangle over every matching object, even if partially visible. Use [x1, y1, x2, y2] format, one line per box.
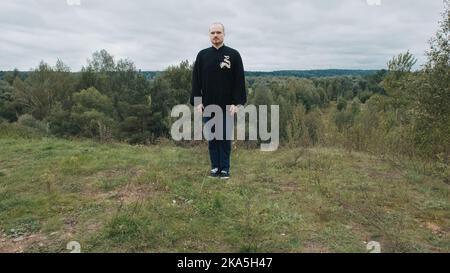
[0, 136, 448, 252]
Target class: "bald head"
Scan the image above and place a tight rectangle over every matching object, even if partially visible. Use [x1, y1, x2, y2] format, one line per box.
[209, 22, 225, 34]
[209, 22, 225, 48]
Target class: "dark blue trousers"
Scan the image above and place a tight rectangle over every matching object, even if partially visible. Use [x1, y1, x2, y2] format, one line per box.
[203, 112, 233, 172]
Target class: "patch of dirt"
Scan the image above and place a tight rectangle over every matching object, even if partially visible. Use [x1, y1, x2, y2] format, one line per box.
[366, 169, 404, 181]
[63, 216, 78, 233]
[423, 222, 448, 236]
[303, 241, 330, 253]
[0, 232, 48, 253]
[0, 219, 109, 253]
[96, 167, 145, 180]
[269, 180, 299, 198]
[355, 158, 404, 181]
[84, 221, 103, 233]
[82, 167, 145, 199]
[279, 181, 299, 192]
[117, 183, 158, 205]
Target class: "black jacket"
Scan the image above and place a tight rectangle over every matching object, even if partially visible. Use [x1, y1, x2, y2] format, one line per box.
[190, 44, 247, 109]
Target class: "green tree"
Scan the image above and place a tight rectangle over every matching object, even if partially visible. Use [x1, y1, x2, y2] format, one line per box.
[0, 80, 16, 121]
[77, 50, 154, 142]
[3, 69, 20, 85]
[12, 60, 76, 121]
[383, 51, 417, 110]
[336, 97, 347, 111]
[286, 104, 308, 146]
[71, 87, 115, 139]
[148, 60, 192, 139]
[413, 0, 450, 159]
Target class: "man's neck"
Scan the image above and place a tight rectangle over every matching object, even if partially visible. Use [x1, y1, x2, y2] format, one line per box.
[212, 43, 224, 49]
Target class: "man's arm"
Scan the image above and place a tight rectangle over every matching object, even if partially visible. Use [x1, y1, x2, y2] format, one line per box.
[231, 51, 247, 106]
[190, 52, 202, 106]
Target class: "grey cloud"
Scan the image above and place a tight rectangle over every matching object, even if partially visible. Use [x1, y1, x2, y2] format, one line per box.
[0, 0, 445, 71]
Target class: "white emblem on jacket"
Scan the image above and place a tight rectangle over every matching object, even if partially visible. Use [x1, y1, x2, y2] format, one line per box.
[220, 55, 231, 69]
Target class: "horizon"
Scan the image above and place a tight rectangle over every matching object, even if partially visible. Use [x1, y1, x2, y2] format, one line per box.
[0, 67, 383, 73]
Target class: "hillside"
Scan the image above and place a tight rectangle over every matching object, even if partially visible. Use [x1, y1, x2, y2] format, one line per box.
[0, 136, 448, 253]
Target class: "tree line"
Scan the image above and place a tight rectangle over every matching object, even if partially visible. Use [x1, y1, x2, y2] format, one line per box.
[0, 1, 448, 161]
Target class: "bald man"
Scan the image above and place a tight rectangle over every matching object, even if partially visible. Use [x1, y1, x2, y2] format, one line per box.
[190, 23, 247, 180]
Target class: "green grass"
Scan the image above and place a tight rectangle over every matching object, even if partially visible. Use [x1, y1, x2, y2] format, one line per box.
[0, 136, 448, 253]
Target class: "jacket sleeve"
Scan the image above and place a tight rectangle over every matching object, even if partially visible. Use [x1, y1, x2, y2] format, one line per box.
[232, 51, 247, 106]
[190, 52, 202, 106]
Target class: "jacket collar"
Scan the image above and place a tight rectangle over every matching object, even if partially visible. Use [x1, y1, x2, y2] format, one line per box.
[212, 43, 225, 50]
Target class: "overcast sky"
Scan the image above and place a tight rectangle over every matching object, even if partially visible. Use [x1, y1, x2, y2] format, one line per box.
[0, 0, 445, 71]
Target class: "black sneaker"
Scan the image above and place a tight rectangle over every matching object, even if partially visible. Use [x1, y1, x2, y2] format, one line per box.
[209, 168, 220, 178]
[219, 170, 230, 180]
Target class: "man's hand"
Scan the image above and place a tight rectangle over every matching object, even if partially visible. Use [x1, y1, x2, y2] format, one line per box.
[195, 103, 204, 113]
[229, 104, 240, 115]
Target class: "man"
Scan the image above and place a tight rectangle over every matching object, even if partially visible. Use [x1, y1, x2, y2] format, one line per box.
[190, 22, 247, 180]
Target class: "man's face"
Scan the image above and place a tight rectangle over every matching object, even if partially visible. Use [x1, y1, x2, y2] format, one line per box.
[209, 24, 224, 47]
